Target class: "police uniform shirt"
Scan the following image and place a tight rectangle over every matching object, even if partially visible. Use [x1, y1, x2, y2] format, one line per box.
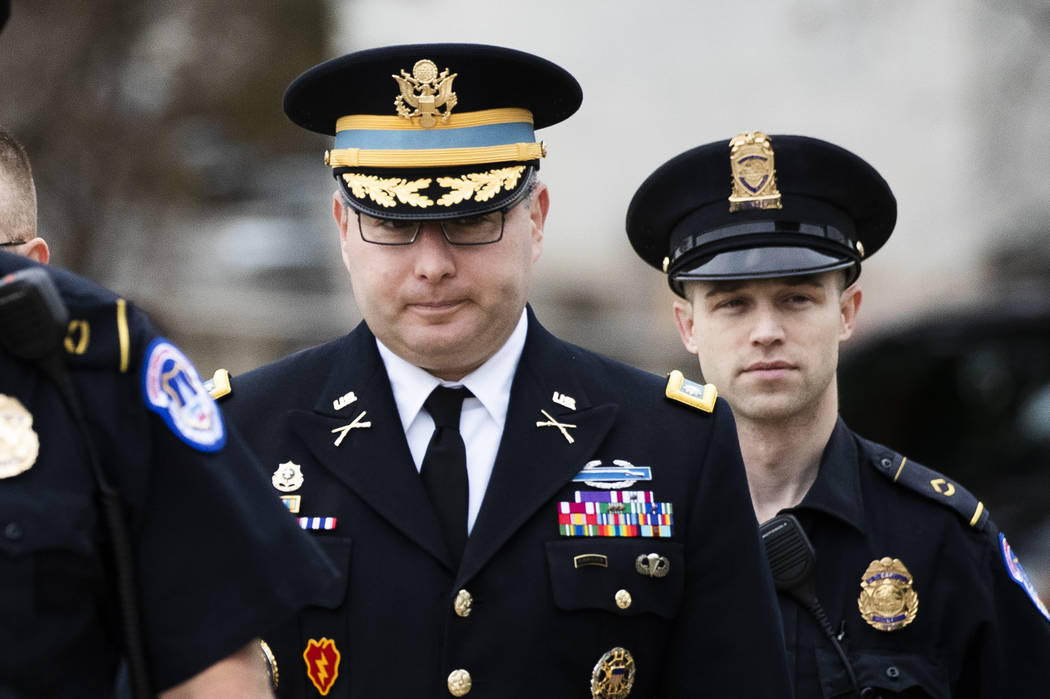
[378, 309, 525, 531]
[780, 418, 1050, 698]
[0, 253, 337, 695]
[222, 308, 792, 698]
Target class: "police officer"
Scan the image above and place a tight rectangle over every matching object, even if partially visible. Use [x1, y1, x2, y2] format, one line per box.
[627, 131, 1050, 697]
[0, 125, 50, 263]
[216, 45, 790, 698]
[0, 250, 342, 696]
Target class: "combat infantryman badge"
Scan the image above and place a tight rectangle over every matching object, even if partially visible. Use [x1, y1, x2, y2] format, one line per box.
[272, 461, 304, 492]
[303, 637, 341, 696]
[858, 557, 919, 631]
[574, 459, 653, 489]
[591, 647, 636, 699]
[728, 131, 783, 212]
[392, 59, 458, 128]
[0, 394, 39, 479]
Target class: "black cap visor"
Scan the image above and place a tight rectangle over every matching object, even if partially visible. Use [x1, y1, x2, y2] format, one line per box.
[675, 245, 856, 284]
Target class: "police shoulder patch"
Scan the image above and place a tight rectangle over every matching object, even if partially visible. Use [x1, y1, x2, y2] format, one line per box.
[664, 369, 716, 413]
[868, 443, 989, 531]
[204, 368, 232, 400]
[142, 338, 226, 452]
[999, 533, 1050, 622]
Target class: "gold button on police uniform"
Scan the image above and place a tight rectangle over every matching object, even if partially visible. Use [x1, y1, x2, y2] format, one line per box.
[615, 589, 632, 609]
[454, 589, 473, 617]
[447, 669, 472, 696]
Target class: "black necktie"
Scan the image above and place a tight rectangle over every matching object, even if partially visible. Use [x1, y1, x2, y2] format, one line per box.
[420, 386, 470, 564]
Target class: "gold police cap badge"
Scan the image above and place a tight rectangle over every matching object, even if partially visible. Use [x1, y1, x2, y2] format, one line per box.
[591, 647, 636, 699]
[728, 131, 783, 212]
[857, 557, 919, 631]
[0, 394, 39, 480]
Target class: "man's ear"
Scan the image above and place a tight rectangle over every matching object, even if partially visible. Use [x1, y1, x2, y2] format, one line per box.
[839, 283, 862, 342]
[23, 237, 49, 264]
[672, 297, 699, 355]
[332, 191, 351, 243]
[528, 182, 549, 262]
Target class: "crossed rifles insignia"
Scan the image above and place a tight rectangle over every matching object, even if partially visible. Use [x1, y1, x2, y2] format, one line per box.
[537, 409, 576, 444]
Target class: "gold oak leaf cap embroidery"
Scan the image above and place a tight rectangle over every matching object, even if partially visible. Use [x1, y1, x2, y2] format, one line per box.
[626, 133, 896, 298]
[284, 43, 582, 219]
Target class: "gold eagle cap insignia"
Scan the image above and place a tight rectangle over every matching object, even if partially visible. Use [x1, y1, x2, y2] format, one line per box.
[728, 130, 783, 212]
[392, 59, 458, 128]
[857, 557, 919, 631]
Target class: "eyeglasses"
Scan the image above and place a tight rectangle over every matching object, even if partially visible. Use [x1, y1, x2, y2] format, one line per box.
[0, 240, 28, 247]
[357, 208, 508, 246]
[355, 189, 534, 246]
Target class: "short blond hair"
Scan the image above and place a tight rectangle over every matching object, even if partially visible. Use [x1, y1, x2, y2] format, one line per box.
[0, 127, 37, 243]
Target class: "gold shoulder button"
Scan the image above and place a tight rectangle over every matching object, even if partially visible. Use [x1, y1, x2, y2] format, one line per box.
[204, 368, 232, 400]
[665, 369, 716, 413]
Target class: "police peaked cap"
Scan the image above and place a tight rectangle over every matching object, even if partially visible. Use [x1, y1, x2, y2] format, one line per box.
[284, 43, 582, 220]
[626, 133, 896, 296]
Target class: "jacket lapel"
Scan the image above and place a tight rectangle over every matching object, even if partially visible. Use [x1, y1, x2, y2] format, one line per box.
[286, 324, 453, 569]
[458, 313, 618, 585]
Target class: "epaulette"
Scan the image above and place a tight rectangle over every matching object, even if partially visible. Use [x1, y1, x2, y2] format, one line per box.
[866, 439, 990, 531]
[61, 297, 133, 373]
[204, 368, 232, 400]
[664, 369, 716, 413]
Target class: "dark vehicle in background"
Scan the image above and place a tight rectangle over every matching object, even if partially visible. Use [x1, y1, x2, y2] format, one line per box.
[840, 298, 1050, 597]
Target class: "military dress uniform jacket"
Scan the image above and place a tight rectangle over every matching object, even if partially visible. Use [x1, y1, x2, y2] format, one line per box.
[0, 253, 337, 695]
[780, 418, 1050, 698]
[223, 310, 792, 698]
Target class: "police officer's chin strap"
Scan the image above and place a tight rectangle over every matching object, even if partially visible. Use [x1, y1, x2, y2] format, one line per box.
[0, 268, 154, 698]
[761, 513, 862, 699]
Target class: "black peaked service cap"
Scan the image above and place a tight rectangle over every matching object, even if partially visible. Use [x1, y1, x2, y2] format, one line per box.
[626, 132, 896, 296]
[285, 43, 582, 220]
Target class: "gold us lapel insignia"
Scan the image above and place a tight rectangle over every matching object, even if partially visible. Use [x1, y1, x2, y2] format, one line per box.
[0, 394, 39, 479]
[857, 557, 919, 631]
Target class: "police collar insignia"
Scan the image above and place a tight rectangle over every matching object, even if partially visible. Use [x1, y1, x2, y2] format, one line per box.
[591, 647, 636, 699]
[857, 557, 919, 631]
[0, 394, 39, 479]
[999, 533, 1050, 622]
[393, 59, 458, 128]
[142, 339, 226, 452]
[272, 461, 304, 492]
[728, 131, 783, 212]
[303, 637, 341, 696]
